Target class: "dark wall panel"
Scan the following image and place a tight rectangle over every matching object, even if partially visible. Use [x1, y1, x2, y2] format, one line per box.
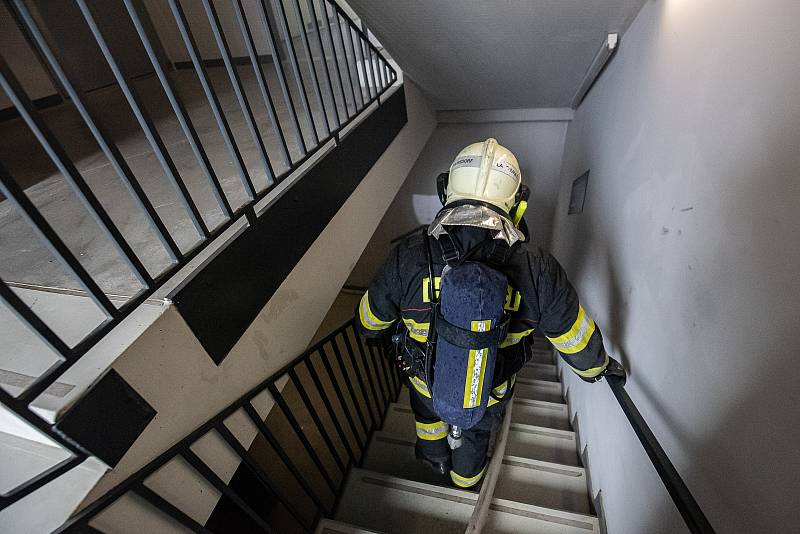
[56, 369, 156, 467]
[174, 87, 407, 364]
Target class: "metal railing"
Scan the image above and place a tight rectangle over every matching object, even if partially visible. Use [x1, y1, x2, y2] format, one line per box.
[606, 375, 715, 533]
[0, 0, 395, 511]
[54, 318, 401, 532]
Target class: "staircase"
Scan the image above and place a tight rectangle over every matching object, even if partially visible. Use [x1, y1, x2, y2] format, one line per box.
[316, 337, 601, 534]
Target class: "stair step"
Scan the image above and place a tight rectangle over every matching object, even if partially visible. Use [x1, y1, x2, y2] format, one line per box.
[316, 519, 386, 534]
[361, 433, 591, 514]
[362, 432, 447, 486]
[512, 398, 571, 430]
[506, 423, 580, 466]
[396, 387, 410, 407]
[518, 362, 559, 382]
[514, 378, 565, 404]
[335, 469, 598, 533]
[495, 455, 591, 514]
[380, 403, 415, 438]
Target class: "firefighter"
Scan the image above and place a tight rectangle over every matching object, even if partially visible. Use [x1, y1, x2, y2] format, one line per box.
[356, 138, 625, 490]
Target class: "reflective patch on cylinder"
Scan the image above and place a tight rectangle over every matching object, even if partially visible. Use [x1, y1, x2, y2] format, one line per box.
[463, 320, 491, 408]
[415, 420, 448, 441]
[450, 464, 487, 488]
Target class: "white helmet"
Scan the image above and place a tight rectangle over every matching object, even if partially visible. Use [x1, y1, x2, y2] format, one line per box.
[443, 138, 522, 214]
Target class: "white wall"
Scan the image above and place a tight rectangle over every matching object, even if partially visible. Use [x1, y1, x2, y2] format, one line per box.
[549, 1, 800, 532]
[348, 111, 571, 286]
[143, 0, 326, 65]
[0, 2, 58, 110]
[63, 80, 436, 532]
[142, 0, 278, 64]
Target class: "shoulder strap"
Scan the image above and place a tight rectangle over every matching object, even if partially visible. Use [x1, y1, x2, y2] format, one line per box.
[421, 228, 438, 388]
[487, 239, 513, 267]
[437, 233, 460, 266]
[422, 228, 439, 305]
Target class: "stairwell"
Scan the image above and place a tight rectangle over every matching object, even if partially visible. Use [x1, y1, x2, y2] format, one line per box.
[317, 335, 602, 534]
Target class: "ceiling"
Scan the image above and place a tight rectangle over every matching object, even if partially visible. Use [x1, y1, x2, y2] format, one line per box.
[348, 0, 647, 110]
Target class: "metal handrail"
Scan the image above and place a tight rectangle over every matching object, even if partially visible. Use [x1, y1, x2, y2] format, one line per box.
[606, 375, 715, 533]
[0, 0, 396, 510]
[53, 319, 401, 533]
[462, 361, 715, 534]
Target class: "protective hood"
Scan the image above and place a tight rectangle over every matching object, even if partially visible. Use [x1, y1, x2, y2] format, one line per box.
[427, 204, 526, 246]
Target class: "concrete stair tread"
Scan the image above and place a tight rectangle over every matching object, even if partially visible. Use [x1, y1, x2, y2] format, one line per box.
[518, 362, 559, 382]
[495, 455, 592, 515]
[511, 398, 572, 431]
[316, 519, 387, 534]
[513, 378, 565, 404]
[506, 423, 580, 466]
[380, 403, 416, 438]
[362, 431, 449, 486]
[396, 387, 410, 407]
[335, 469, 598, 533]
[361, 432, 591, 515]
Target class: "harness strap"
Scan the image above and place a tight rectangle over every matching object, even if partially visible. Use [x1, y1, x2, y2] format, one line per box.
[438, 233, 460, 265]
[487, 239, 511, 267]
[435, 311, 510, 349]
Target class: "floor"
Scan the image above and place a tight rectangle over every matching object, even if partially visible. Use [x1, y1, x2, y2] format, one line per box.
[0, 57, 364, 300]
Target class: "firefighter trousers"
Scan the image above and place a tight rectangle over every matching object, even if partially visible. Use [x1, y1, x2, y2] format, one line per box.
[408, 378, 510, 489]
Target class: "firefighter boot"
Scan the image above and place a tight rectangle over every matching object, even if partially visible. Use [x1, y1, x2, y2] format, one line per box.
[414, 442, 451, 476]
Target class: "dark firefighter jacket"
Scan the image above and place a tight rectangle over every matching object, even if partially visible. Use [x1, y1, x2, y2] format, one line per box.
[357, 225, 609, 401]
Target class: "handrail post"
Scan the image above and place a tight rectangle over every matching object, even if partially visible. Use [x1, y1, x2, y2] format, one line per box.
[606, 376, 716, 534]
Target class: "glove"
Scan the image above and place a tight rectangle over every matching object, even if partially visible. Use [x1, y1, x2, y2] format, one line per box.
[580, 354, 626, 385]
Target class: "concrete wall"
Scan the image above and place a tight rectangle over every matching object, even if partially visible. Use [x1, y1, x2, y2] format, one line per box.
[66, 80, 435, 532]
[142, 0, 280, 65]
[348, 110, 571, 286]
[142, 0, 341, 65]
[0, 2, 58, 110]
[549, 1, 800, 532]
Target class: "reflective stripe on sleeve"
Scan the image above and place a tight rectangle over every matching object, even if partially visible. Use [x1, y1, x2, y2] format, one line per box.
[409, 375, 431, 398]
[450, 464, 487, 488]
[403, 318, 429, 342]
[488, 374, 516, 406]
[415, 420, 448, 441]
[499, 328, 535, 348]
[569, 351, 609, 379]
[547, 305, 596, 354]
[358, 291, 395, 331]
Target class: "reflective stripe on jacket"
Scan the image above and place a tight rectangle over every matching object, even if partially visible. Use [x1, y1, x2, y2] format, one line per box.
[356, 226, 608, 381]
